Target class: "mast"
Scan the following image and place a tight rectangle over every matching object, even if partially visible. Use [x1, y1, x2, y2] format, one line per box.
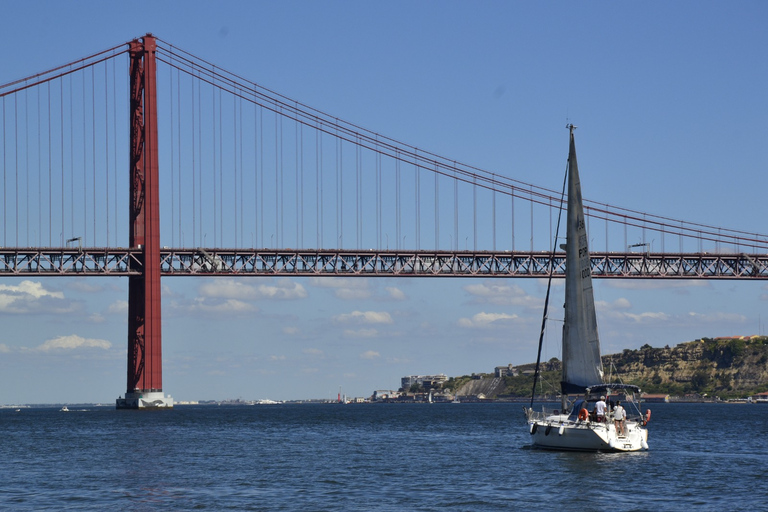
[561, 124, 604, 397]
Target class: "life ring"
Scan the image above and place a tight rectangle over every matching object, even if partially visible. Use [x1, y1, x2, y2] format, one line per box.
[645, 409, 651, 424]
[578, 408, 589, 421]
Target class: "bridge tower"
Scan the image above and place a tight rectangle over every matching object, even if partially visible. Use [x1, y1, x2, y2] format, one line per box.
[117, 34, 172, 409]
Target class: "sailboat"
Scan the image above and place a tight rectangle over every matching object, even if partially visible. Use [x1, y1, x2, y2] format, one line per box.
[525, 125, 649, 452]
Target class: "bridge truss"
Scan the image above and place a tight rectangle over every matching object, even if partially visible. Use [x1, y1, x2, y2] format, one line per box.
[1, 248, 767, 279]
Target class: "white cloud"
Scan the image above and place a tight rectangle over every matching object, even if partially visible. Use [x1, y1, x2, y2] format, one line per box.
[333, 310, 393, 325]
[107, 300, 129, 314]
[686, 311, 747, 324]
[270, 355, 286, 361]
[463, 282, 540, 307]
[35, 335, 111, 352]
[457, 311, 519, 328]
[605, 280, 708, 290]
[190, 298, 258, 314]
[200, 279, 306, 300]
[0, 343, 10, 353]
[384, 287, 406, 301]
[360, 350, 380, 360]
[283, 326, 300, 335]
[343, 328, 378, 338]
[596, 298, 632, 311]
[309, 277, 371, 300]
[0, 280, 77, 314]
[303, 348, 324, 356]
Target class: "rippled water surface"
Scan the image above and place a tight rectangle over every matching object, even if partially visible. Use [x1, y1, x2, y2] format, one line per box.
[1, 403, 766, 510]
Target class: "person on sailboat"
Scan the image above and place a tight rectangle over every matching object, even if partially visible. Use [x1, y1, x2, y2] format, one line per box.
[595, 396, 607, 423]
[613, 401, 626, 436]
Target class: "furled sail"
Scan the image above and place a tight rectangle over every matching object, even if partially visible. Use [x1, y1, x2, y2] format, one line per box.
[561, 127, 604, 394]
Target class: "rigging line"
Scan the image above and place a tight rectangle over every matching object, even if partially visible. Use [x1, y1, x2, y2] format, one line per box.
[530, 157, 569, 410]
[2, 97, 4, 245]
[0, 43, 126, 92]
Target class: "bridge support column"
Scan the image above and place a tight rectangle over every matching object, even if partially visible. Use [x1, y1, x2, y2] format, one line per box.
[117, 34, 172, 409]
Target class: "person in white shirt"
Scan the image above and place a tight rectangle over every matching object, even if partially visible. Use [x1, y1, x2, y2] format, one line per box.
[613, 400, 626, 436]
[594, 396, 607, 422]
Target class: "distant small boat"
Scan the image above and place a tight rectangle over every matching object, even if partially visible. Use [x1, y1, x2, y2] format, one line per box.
[60, 406, 69, 412]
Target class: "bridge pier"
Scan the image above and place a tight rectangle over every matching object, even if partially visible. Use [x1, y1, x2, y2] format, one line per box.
[117, 34, 172, 409]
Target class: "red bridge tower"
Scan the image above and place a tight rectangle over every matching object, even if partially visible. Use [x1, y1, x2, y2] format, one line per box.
[117, 34, 172, 409]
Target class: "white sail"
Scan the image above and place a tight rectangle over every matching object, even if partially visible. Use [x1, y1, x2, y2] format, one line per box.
[561, 127, 604, 393]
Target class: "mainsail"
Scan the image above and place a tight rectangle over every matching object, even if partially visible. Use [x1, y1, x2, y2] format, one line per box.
[561, 126, 604, 394]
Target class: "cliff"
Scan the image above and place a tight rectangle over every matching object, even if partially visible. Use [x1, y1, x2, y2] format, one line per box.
[462, 336, 768, 399]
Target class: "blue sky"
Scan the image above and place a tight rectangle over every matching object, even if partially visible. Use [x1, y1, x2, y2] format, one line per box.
[1, 2, 767, 404]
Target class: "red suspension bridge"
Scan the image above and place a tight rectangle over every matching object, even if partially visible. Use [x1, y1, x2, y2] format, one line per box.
[1, 34, 767, 407]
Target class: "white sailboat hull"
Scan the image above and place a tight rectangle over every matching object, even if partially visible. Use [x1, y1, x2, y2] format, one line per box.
[528, 417, 648, 452]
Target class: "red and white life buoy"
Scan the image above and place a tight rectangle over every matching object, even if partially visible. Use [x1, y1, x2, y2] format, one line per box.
[645, 409, 651, 424]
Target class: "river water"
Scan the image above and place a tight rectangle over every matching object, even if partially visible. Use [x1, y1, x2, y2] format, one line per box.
[1, 402, 765, 511]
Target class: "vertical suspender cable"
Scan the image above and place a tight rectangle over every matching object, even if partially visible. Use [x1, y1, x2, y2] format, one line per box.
[232, 89, 238, 247]
[434, 163, 439, 250]
[300, 123, 304, 248]
[396, 152, 400, 249]
[170, 55, 175, 246]
[200, 75, 204, 246]
[178, 69, 182, 246]
[13, 92, 18, 247]
[233, 89, 237, 247]
[92, 67, 96, 245]
[104, 63, 109, 245]
[454, 166, 458, 251]
[113, 59, 117, 246]
[492, 178, 496, 251]
[316, 127, 320, 248]
[473, 176, 477, 251]
[212, 69, 217, 247]
[24, 88, 29, 245]
[39, 85, 43, 245]
[415, 151, 419, 249]
[191, 78, 196, 246]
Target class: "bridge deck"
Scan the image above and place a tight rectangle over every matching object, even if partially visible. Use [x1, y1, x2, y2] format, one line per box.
[1, 249, 766, 279]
